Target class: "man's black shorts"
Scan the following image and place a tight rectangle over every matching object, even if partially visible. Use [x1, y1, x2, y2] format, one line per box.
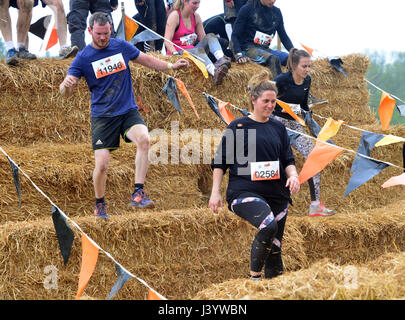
[91, 109, 146, 151]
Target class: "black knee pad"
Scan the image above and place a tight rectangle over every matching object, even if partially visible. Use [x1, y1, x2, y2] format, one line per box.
[255, 219, 278, 248]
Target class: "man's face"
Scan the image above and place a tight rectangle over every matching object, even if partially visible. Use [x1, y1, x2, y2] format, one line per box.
[260, 0, 276, 7]
[89, 22, 112, 49]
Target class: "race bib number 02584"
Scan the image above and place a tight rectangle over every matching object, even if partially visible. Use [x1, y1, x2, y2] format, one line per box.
[91, 53, 127, 79]
[251, 161, 280, 181]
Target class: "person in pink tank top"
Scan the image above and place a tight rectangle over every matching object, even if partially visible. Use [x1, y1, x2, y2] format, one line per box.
[164, 0, 232, 85]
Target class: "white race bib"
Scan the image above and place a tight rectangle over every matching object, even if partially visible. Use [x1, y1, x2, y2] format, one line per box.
[91, 53, 127, 79]
[180, 33, 197, 46]
[251, 161, 280, 181]
[253, 31, 272, 47]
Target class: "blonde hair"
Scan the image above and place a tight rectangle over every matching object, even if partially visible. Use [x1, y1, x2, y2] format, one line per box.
[173, 0, 185, 10]
[247, 70, 278, 110]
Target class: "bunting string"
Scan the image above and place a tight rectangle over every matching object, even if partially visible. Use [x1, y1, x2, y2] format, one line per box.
[0, 145, 166, 300]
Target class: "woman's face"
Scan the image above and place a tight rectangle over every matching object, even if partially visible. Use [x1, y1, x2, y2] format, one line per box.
[184, 0, 200, 12]
[293, 56, 312, 79]
[252, 90, 277, 120]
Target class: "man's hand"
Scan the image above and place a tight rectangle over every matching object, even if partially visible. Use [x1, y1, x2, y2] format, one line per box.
[59, 75, 78, 97]
[172, 58, 190, 70]
[224, 0, 234, 8]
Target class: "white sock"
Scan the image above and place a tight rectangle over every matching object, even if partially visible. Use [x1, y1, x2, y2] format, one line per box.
[311, 201, 320, 206]
[225, 23, 233, 42]
[5, 41, 14, 51]
[213, 50, 224, 60]
[206, 63, 215, 76]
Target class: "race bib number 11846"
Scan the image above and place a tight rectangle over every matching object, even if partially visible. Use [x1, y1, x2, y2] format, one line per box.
[91, 53, 127, 79]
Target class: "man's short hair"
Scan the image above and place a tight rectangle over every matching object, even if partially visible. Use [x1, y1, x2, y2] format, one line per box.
[89, 12, 113, 29]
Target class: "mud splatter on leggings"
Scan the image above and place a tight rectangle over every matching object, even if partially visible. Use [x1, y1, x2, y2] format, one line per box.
[273, 115, 321, 201]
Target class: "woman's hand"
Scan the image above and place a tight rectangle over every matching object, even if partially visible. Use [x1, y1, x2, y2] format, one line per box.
[286, 174, 300, 195]
[208, 191, 223, 214]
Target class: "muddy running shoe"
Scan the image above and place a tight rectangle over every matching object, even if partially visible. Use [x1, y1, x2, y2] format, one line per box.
[59, 45, 79, 59]
[17, 47, 37, 60]
[213, 64, 229, 85]
[309, 202, 335, 217]
[248, 274, 262, 281]
[214, 56, 232, 69]
[6, 48, 18, 66]
[130, 189, 155, 208]
[308, 93, 328, 106]
[94, 202, 109, 219]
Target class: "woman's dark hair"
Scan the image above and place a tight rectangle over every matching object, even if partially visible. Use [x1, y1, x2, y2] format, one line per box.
[89, 12, 113, 29]
[286, 48, 311, 72]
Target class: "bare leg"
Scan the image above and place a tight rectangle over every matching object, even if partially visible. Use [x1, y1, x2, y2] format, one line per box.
[93, 149, 110, 199]
[16, 0, 34, 45]
[42, 0, 67, 46]
[0, 0, 13, 43]
[125, 124, 150, 184]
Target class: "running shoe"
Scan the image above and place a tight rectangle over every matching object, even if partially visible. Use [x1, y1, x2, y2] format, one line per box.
[309, 202, 335, 217]
[308, 93, 328, 106]
[248, 274, 262, 281]
[17, 47, 37, 60]
[59, 45, 79, 59]
[94, 202, 109, 219]
[6, 48, 18, 66]
[214, 56, 232, 69]
[130, 189, 155, 208]
[213, 64, 229, 85]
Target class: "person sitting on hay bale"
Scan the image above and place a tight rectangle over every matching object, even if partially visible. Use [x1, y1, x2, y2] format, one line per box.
[208, 70, 300, 280]
[230, 0, 292, 77]
[59, 12, 189, 219]
[164, 0, 232, 85]
[272, 48, 334, 216]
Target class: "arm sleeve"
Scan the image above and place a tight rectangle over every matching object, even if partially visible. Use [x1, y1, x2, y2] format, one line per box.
[280, 125, 295, 168]
[124, 40, 141, 60]
[276, 10, 293, 51]
[110, 0, 118, 7]
[67, 56, 83, 79]
[300, 76, 311, 111]
[230, 5, 249, 55]
[211, 126, 235, 173]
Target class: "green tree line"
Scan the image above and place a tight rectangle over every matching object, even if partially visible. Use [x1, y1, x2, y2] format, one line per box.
[366, 51, 405, 126]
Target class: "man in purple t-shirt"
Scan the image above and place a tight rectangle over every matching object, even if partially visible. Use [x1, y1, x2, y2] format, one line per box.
[59, 12, 189, 219]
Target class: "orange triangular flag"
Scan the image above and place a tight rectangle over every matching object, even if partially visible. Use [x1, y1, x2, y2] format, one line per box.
[276, 100, 306, 126]
[45, 23, 58, 50]
[147, 288, 164, 300]
[124, 15, 139, 42]
[76, 234, 99, 300]
[183, 51, 208, 78]
[301, 43, 314, 56]
[382, 173, 405, 188]
[217, 100, 235, 125]
[317, 118, 345, 141]
[175, 78, 200, 119]
[299, 140, 344, 184]
[378, 92, 396, 131]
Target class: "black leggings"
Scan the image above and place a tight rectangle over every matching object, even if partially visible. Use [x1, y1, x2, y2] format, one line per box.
[230, 192, 288, 278]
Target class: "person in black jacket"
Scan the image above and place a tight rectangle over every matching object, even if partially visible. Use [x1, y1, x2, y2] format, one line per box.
[230, 0, 293, 78]
[67, 0, 118, 51]
[209, 70, 300, 280]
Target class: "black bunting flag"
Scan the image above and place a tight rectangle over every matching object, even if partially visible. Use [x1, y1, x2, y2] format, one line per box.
[52, 206, 74, 266]
[163, 77, 182, 114]
[107, 263, 132, 300]
[7, 156, 21, 208]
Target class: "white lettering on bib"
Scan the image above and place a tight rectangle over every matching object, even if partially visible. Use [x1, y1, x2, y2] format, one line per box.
[180, 33, 197, 46]
[91, 53, 127, 79]
[253, 31, 272, 47]
[251, 161, 280, 181]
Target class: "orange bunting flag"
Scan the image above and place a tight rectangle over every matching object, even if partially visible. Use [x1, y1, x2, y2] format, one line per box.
[299, 141, 344, 184]
[217, 100, 235, 125]
[378, 92, 396, 131]
[382, 173, 405, 188]
[175, 78, 200, 120]
[124, 15, 139, 42]
[76, 234, 99, 300]
[317, 118, 345, 142]
[276, 100, 306, 126]
[45, 23, 58, 51]
[147, 288, 164, 300]
[183, 51, 208, 78]
[301, 43, 314, 56]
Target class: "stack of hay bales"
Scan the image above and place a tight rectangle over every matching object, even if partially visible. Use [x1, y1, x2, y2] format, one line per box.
[0, 53, 404, 300]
